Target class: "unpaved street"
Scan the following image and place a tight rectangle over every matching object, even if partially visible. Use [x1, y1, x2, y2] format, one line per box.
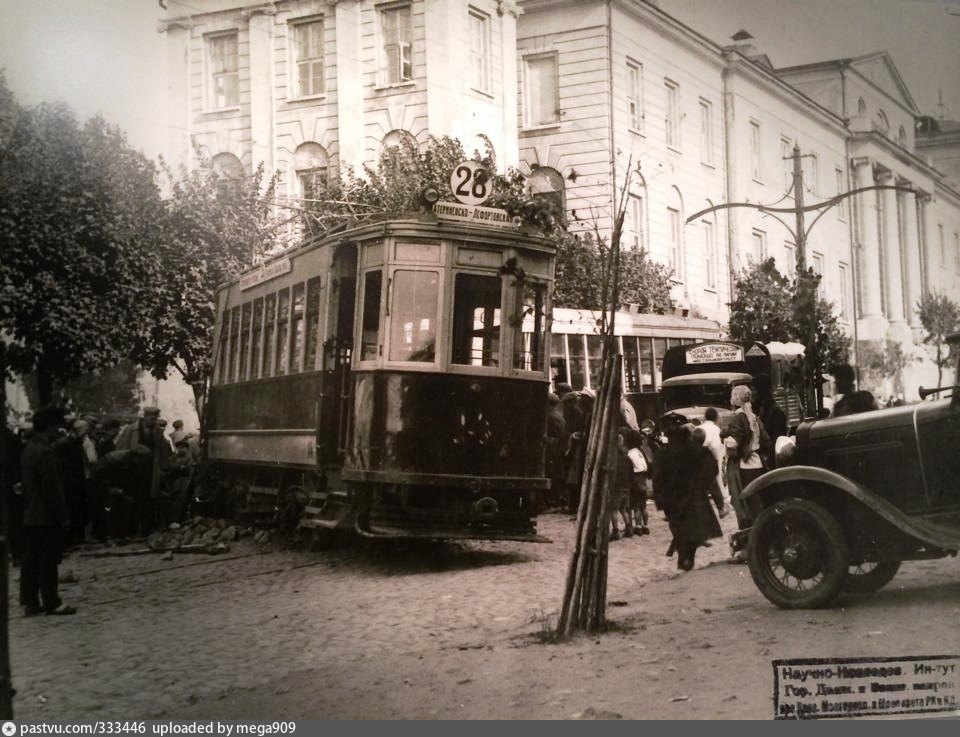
[9, 512, 960, 720]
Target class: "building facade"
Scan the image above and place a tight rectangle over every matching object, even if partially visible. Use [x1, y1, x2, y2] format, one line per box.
[162, 0, 960, 399]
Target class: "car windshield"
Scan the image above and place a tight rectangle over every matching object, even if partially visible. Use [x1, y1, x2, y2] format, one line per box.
[663, 383, 733, 410]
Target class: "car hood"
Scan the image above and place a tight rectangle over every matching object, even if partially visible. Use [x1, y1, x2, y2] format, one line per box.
[800, 400, 951, 443]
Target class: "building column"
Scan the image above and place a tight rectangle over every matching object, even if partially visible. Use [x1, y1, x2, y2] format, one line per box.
[879, 171, 905, 325]
[920, 195, 940, 292]
[159, 18, 192, 171]
[900, 186, 922, 326]
[335, 0, 365, 173]
[852, 158, 883, 339]
[246, 6, 276, 174]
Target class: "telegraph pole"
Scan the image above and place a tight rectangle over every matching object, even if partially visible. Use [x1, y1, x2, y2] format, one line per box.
[688, 148, 915, 418]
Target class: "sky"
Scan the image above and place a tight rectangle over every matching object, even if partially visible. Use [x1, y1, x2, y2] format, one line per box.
[0, 0, 958, 162]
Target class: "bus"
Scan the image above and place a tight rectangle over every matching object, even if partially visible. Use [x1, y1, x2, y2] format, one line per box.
[204, 216, 556, 542]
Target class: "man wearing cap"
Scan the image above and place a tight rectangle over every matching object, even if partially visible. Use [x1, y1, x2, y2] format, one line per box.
[20, 406, 77, 615]
[116, 406, 169, 535]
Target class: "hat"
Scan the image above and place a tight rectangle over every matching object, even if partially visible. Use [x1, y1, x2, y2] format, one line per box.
[580, 387, 597, 400]
[142, 406, 161, 416]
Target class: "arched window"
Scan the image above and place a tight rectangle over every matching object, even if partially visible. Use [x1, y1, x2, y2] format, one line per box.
[897, 125, 907, 146]
[857, 97, 867, 115]
[527, 166, 565, 220]
[381, 129, 418, 159]
[212, 152, 244, 179]
[293, 142, 328, 200]
[876, 109, 890, 134]
[701, 199, 717, 290]
[625, 177, 647, 251]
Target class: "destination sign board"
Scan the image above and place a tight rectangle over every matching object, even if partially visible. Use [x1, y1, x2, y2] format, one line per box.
[686, 343, 744, 365]
[434, 201, 514, 227]
[239, 257, 292, 291]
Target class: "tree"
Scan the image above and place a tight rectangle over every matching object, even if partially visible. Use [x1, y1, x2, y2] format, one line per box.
[0, 77, 165, 403]
[728, 259, 851, 408]
[917, 290, 960, 387]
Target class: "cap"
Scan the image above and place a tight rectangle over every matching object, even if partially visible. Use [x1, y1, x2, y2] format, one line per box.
[142, 406, 161, 416]
[580, 387, 597, 400]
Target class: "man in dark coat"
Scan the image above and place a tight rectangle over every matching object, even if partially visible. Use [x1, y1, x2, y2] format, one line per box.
[20, 406, 77, 616]
[652, 417, 723, 571]
[54, 418, 88, 545]
[115, 406, 168, 536]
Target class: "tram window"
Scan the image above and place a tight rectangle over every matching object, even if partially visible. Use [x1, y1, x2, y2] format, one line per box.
[639, 337, 654, 392]
[654, 337, 667, 389]
[228, 306, 241, 383]
[360, 270, 383, 361]
[514, 282, 546, 371]
[550, 333, 567, 386]
[389, 270, 439, 362]
[251, 298, 264, 379]
[451, 273, 500, 367]
[239, 302, 251, 381]
[586, 334, 604, 387]
[263, 294, 276, 378]
[568, 335, 586, 389]
[216, 310, 229, 385]
[290, 283, 305, 373]
[667, 338, 682, 350]
[623, 336, 640, 393]
[276, 288, 291, 375]
[304, 277, 322, 371]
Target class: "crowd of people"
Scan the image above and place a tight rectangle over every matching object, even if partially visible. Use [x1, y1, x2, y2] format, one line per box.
[3, 405, 200, 617]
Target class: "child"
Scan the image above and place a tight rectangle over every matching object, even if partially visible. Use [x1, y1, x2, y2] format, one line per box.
[624, 429, 651, 535]
[610, 429, 635, 540]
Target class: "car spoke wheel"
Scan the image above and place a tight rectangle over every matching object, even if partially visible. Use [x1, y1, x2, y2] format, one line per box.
[843, 560, 901, 593]
[747, 498, 848, 609]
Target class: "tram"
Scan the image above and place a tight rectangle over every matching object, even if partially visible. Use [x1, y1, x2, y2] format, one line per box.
[204, 217, 556, 541]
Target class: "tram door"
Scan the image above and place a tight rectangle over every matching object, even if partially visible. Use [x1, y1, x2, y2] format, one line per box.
[319, 246, 357, 465]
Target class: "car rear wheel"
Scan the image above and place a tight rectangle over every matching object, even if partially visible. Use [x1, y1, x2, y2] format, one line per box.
[842, 560, 901, 593]
[747, 498, 849, 609]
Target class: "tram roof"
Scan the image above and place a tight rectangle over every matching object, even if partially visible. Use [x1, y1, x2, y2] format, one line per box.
[549, 307, 722, 338]
[222, 216, 558, 292]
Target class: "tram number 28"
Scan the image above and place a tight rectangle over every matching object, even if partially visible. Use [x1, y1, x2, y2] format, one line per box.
[450, 161, 492, 206]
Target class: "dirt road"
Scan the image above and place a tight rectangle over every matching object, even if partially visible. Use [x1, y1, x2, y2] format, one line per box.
[9, 512, 960, 720]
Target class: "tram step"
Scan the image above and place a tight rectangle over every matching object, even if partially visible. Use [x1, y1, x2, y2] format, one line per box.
[298, 517, 340, 530]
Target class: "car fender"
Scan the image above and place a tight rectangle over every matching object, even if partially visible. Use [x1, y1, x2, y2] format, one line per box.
[741, 466, 960, 551]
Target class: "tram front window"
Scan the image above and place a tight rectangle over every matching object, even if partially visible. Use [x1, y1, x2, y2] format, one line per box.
[389, 270, 439, 362]
[452, 273, 500, 367]
[360, 270, 382, 361]
[514, 282, 546, 372]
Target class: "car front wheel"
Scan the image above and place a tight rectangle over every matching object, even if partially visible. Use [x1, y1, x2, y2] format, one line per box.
[747, 498, 849, 609]
[843, 561, 901, 593]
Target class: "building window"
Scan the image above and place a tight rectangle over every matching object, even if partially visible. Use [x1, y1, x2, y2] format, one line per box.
[751, 229, 766, 262]
[704, 218, 716, 289]
[292, 19, 325, 98]
[468, 8, 490, 93]
[812, 252, 825, 295]
[749, 120, 762, 181]
[803, 152, 818, 196]
[857, 97, 867, 115]
[627, 192, 644, 249]
[212, 152, 243, 197]
[898, 125, 907, 147]
[838, 263, 849, 320]
[668, 206, 682, 279]
[293, 142, 328, 200]
[627, 60, 643, 131]
[527, 166, 565, 214]
[783, 241, 796, 278]
[665, 79, 680, 148]
[524, 53, 559, 127]
[876, 109, 890, 134]
[207, 32, 239, 109]
[699, 98, 713, 165]
[835, 167, 846, 220]
[380, 3, 413, 85]
[780, 136, 793, 192]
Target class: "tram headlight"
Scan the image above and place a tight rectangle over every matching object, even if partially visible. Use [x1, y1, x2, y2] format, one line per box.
[473, 496, 499, 519]
[419, 187, 440, 211]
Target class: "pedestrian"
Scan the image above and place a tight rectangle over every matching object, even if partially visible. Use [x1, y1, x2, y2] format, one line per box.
[701, 407, 728, 504]
[753, 378, 786, 468]
[652, 417, 722, 571]
[115, 406, 169, 536]
[691, 425, 728, 518]
[623, 428, 650, 535]
[170, 419, 188, 446]
[722, 385, 768, 532]
[609, 429, 634, 540]
[545, 393, 568, 510]
[54, 418, 90, 545]
[20, 406, 77, 616]
[2, 422, 25, 565]
[561, 390, 591, 514]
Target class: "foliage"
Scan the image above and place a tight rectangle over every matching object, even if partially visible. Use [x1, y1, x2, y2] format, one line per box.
[728, 259, 851, 409]
[916, 290, 960, 386]
[857, 339, 911, 397]
[0, 75, 165, 402]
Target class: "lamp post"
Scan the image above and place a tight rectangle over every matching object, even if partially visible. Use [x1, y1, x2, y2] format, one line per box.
[688, 148, 915, 418]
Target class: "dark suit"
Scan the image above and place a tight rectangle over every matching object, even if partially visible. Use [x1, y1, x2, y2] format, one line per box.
[20, 435, 69, 612]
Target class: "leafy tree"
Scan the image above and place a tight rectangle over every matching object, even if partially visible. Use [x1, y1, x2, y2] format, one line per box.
[728, 258, 851, 410]
[916, 290, 960, 387]
[0, 77, 165, 403]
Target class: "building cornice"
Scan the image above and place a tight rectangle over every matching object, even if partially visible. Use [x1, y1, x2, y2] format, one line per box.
[157, 16, 193, 33]
[241, 3, 279, 20]
[851, 130, 942, 182]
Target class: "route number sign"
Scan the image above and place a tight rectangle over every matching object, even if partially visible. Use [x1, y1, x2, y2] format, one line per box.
[450, 161, 492, 206]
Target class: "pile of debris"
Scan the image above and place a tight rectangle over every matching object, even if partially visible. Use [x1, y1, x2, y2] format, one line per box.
[82, 517, 274, 559]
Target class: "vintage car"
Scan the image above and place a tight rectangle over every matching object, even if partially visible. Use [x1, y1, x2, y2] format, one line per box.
[737, 335, 960, 609]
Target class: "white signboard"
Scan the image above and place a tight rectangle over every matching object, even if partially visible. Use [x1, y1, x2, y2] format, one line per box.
[433, 201, 513, 227]
[239, 257, 292, 291]
[685, 343, 744, 365]
[450, 161, 493, 206]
